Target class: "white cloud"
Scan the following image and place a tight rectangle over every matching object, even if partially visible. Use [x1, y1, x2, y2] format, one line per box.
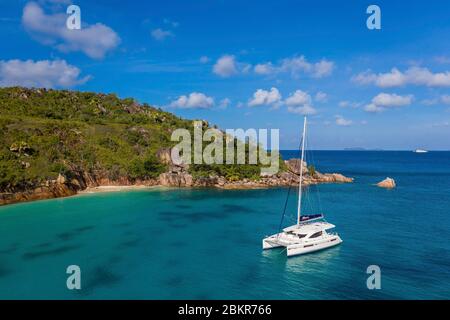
[169, 92, 214, 109]
[285, 90, 317, 115]
[219, 98, 231, 109]
[314, 91, 328, 103]
[287, 105, 317, 115]
[151, 28, 173, 41]
[285, 90, 311, 107]
[441, 95, 450, 105]
[364, 104, 383, 113]
[279, 56, 334, 78]
[372, 93, 413, 107]
[0, 59, 90, 88]
[421, 98, 438, 106]
[248, 87, 282, 107]
[213, 54, 334, 78]
[22, 2, 120, 59]
[353, 67, 450, 88]
[213, 55, 238, 77]
[335, 115, 352, 126]
[364, 93, 413, 113]
[254, 62, 275, 75]
[421, 95, 450, 106]
[339, 100, 361, 108]
[313, 60, 334, 78]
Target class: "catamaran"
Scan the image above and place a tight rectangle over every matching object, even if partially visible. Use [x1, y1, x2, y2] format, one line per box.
[262, 117, 342, 257]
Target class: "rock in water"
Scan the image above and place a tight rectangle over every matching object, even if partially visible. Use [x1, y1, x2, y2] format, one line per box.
[377, 177, 396, 189]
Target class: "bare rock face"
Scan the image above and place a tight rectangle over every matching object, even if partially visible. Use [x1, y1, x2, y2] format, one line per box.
[56, 173, 66, 184]
[157, 148, 172, 165]
[0, 184, 78, 206]
[324, 173, 354, 183]
[285, 159, 308, 175]
[377, 177, 396, 189]
[194, 176, 218, 187]
[158, 172, 194, 187]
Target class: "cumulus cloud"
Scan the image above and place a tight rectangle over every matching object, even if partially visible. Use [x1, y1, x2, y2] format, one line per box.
[214, 54, 334, 78]
[151, 28, 173, 41]
[219, 98, 231, 109]
[315, 91, 328, 103]
[248, 87, 282, 108]
[279, 56, 334, 78]
[364, 93, 414, 113]
[254, 62, 275, 75]
[213, 55, 238, 77]
[285, 90, 311, 106]
[353, 67, 450, 88]
[339, 100, 361, 108]
[335, 115, 352, 126]
[0, 59, 90, 88]
[22, 2, 120, 59]
[285, 90, 317, 115]
[372, 93, 413, 107]
[312, 60, 335, 78]
[287, 104, 317, 115]
[169, 92, 214, 109]
[421, 95, 450, 106]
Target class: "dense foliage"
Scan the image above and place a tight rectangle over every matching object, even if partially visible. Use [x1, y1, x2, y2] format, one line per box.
[0, 87, 279, 191]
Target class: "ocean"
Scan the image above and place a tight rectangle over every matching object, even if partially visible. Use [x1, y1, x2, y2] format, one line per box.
[0, 151, 449, 299]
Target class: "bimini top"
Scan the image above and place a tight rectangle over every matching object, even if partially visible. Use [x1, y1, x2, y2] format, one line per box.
[283, 221, 336, 235]
[299, 214, 323, 223]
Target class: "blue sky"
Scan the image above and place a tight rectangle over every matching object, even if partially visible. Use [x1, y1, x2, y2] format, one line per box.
[1, 0, 450, 150]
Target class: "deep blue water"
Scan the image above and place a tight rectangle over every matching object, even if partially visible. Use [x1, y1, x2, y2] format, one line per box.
[0, 151, 449, 299]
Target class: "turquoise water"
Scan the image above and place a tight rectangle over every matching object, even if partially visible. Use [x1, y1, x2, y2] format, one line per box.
[0, 151, 449, 299]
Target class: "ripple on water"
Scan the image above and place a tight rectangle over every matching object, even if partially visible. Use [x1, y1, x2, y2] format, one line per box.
[79, 266, 122, 296]
[56, 225, 95, 241]
[0, 265, 12, 278]
[0, 243, 20, 255]
[22, 245, 81, 260]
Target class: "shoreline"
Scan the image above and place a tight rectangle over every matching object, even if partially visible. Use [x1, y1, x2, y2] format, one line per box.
[0, 159, 353, 206]
[78, 185, 164, 194]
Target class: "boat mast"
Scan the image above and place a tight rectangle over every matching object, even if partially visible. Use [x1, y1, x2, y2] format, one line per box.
[297, 116, 307, 225]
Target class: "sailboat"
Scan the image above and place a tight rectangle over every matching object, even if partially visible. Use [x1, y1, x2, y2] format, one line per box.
[262, 117, 343, 257]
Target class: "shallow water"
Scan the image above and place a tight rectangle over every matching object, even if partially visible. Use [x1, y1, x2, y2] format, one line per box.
[0, 151, 449, 299]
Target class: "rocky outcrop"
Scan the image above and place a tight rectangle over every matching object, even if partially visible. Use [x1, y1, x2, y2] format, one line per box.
[159, 172, 194, 187]
[377, 177, 396, 189]
[157, 157, 353, 189]
[0, 180, 78, 206]
[0, 155, 354, 206]
[156, 148, 172, 165]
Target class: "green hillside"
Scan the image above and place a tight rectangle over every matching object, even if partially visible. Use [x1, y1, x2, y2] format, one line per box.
[0, 87, 274, 192]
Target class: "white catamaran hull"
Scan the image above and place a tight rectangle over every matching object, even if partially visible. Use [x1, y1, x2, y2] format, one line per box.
[263, 234, 342, 257]
[286, 235, 342, 256]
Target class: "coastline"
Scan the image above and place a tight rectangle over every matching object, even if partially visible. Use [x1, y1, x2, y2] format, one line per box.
[0, 155, 353, 206]
[78, 185, 163, 194]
